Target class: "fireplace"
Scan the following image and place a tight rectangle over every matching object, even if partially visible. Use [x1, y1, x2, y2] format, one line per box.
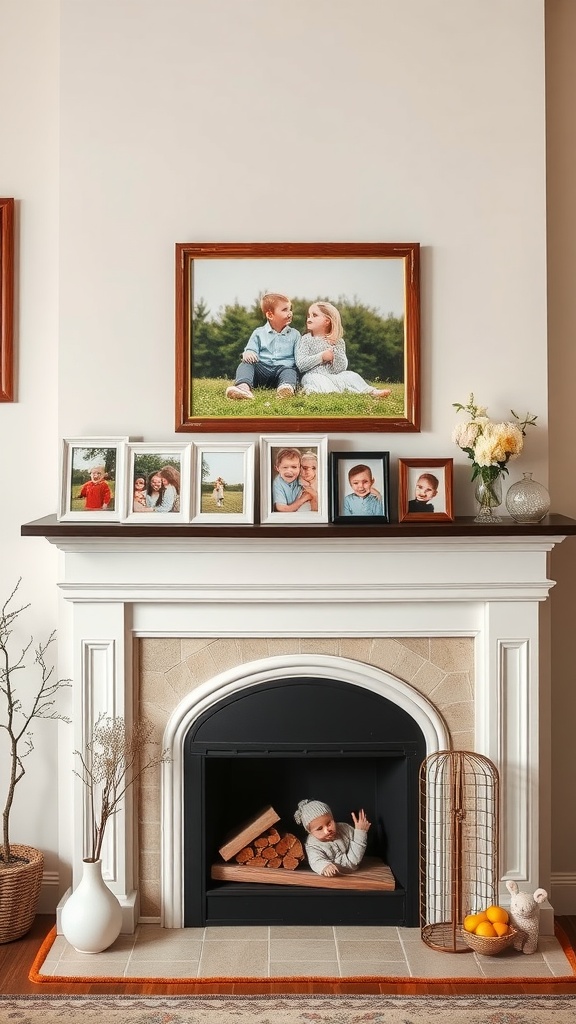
[22, 516, 575, 935]
[184, 674, 427, 926]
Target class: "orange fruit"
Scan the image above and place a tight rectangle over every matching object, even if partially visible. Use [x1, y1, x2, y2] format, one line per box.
[463, 914, 480, 933]
[474, 910, 488, 923]
[492, 922, 510, 936]
[475, 921, 497, 937]
[486, 905, 509, 925]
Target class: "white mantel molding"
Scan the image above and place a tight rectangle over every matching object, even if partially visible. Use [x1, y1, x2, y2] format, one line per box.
[26, 516, 574, 934]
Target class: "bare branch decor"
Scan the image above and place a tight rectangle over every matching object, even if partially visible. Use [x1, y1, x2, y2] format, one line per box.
[0, 579, 71, 864]
[73, 714, 170, 862]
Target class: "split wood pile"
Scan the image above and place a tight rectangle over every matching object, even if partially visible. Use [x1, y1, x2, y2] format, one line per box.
[233, 826, 305, 871]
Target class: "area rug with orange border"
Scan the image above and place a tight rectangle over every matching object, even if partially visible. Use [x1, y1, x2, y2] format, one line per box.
[5, 993, 576, 1024]
[28, 922, 576, 987]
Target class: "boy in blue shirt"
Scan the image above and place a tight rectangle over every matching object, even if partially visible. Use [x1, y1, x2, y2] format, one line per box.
[225, 292, 300, 400]
[343, 464, 383, 517]
[272, 448, 315, 513]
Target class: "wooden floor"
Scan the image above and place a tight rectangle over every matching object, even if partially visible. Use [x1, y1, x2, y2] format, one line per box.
[2, 915, 576, 996]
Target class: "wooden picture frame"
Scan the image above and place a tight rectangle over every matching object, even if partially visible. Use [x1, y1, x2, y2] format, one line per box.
[58, 437, 127, 522]
[330, 451, 390, 523]
[0, 198, 15, 402]
[259, 435, 328, 524]
[123, 442, 191, 523]
[191, 441, 255, 524]
[398, 458, 454, 522]
[175, 242, 420, 434]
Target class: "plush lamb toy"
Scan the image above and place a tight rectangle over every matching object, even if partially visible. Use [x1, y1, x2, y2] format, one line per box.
[505, 880, 548, 953]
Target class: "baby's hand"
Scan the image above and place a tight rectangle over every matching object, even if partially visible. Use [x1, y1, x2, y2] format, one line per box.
[352, 809, 371, 832]
[370, 487, 382, 500]
[322, 863, 339, 877]
[242, 351, 258, 364]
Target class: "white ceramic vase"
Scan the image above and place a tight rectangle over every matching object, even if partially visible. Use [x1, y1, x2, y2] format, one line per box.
[61, 858, 123, 953]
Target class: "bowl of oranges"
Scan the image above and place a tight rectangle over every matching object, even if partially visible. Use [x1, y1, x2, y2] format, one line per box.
[461, 905, 517, 955]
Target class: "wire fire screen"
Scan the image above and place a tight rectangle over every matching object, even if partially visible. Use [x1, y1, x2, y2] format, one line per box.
[419, 750, 500, 952]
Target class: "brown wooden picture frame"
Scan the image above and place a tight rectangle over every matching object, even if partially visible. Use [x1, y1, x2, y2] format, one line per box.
[398, 458, 454, 522]
[175, 242, 420, 433]
[0, 199, 15, 402]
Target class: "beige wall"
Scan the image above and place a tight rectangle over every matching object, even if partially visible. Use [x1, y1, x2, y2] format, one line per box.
[2, 0, 576, 913]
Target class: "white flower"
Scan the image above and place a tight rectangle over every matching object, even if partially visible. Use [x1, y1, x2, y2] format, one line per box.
[452, 398, 536, 476]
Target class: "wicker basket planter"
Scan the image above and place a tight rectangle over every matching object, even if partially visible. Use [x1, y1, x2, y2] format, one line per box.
[0, 845, 44, 944]
[461, 925, 517, 956]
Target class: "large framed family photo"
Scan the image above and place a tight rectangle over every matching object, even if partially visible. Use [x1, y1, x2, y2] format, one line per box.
[175, 242, 420, 434]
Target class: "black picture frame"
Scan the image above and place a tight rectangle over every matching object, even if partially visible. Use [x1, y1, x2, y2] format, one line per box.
[330, 451, 390, 523]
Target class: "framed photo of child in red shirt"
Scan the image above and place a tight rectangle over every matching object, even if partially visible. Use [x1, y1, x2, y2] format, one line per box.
[175, 241, 420, 435]
[58, 437, 127, 522]
[398, 458, 454, 522]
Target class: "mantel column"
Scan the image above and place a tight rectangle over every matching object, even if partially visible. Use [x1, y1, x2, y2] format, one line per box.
[62, 600, 137, 932]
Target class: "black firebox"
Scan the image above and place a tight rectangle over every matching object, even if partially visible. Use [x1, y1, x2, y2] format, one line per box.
[183, 676, 425, 927]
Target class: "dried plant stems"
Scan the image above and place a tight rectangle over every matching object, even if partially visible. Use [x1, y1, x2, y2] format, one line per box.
[74, 714, 169, 862]
[0, 579, 71, 863]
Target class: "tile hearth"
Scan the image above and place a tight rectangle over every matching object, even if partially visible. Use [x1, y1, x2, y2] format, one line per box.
[39, 925, 572, 980]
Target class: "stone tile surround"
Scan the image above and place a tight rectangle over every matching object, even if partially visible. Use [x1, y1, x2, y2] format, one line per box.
[138, 636, 474, 919]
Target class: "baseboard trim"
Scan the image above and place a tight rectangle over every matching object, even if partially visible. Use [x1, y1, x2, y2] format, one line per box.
[551, 872, 576, 915]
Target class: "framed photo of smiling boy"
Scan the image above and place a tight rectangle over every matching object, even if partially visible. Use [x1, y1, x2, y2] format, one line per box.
[398, 457, 454, 522]
[259, 435, 328, 524]
[330, 452, 390, 524]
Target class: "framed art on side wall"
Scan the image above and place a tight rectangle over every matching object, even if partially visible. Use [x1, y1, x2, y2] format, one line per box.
[260, 435, 328, 524]
[398, 458, 454, 521]
[58, 437, 127, 522]
[330, 451, 390, 523]
[175, 241, 420, 434]
[191, 441, 255, 523]
[0, 198, 14, 402]
[123, 442, 191, 523]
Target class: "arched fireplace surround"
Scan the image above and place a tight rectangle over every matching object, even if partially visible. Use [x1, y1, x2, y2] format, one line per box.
[175, 659, 443, 927]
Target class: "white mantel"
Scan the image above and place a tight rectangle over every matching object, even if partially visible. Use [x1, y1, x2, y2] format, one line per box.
[24, 517, 574, 933]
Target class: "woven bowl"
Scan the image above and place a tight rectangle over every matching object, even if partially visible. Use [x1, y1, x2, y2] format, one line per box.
[461, 926, 517, 956]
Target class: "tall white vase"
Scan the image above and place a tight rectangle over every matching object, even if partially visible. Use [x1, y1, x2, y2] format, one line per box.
[61, 858, 123, 953]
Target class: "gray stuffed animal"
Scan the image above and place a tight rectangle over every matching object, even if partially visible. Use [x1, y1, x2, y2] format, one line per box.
[505, 880, 548, 953]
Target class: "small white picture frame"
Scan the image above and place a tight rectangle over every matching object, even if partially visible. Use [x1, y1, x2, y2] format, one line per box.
[191, 441, 255, 524]
[259, 435, 328, 524]
[122, 442, 191, 523]
[58, 437, 127, 522]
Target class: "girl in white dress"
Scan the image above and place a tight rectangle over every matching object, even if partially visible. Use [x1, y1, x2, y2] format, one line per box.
[295, 301, 391, 398]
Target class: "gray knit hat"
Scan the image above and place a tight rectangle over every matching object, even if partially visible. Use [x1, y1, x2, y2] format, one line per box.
[294, 799, 332, 830]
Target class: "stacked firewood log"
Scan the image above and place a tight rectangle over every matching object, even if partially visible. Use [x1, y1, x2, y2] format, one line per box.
[234, 826, 305, 870]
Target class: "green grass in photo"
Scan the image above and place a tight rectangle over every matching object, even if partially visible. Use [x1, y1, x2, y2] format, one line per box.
[201, 487, 244, 515]
[191, 379, 405, 419]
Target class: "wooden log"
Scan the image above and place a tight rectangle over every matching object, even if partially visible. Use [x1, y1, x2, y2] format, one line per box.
[234, 846, 254, 864]
[211, 856, 395, 890]
[282, 854, 301, 870]
[218, 806, 280, 861]
[266, 856, 282, 869]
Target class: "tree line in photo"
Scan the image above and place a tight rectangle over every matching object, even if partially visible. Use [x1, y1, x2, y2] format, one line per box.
[192, 296, 405, 383]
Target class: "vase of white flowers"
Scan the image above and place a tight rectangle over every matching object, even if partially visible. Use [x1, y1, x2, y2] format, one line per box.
[452, 395, 537, 524]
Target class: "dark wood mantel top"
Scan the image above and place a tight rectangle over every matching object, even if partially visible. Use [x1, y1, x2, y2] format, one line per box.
[20, 513, 576, 541]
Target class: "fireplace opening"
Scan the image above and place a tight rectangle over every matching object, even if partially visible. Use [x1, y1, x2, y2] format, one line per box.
[183, 676, 426, 926]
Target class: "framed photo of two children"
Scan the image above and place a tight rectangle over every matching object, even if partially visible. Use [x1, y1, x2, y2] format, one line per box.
[175, 241, 420, 435]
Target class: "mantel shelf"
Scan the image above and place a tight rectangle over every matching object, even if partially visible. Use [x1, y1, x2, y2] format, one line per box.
[21, 512, 576, 541]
